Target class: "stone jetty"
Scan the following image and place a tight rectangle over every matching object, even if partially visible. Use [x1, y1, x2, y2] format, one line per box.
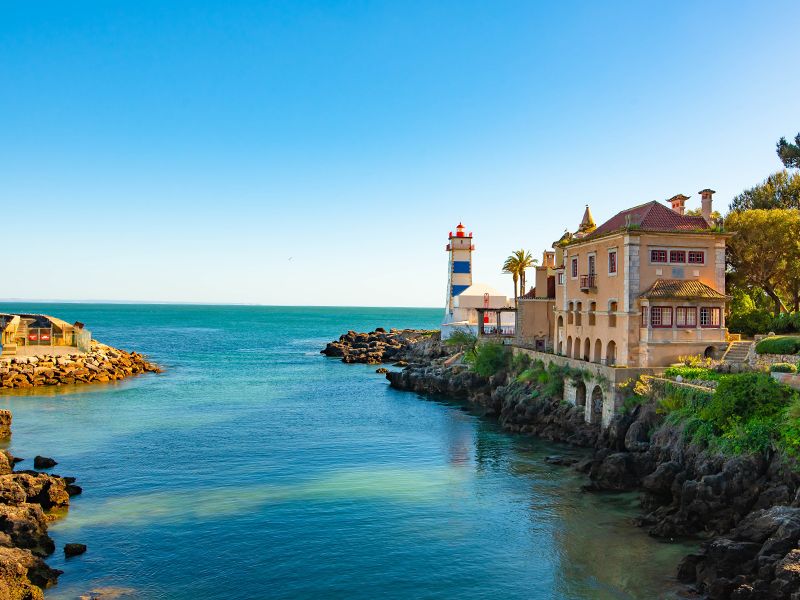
[320, 328, 443, 365]
[0, 409, 81, 598]
[0, 342, 160, 389]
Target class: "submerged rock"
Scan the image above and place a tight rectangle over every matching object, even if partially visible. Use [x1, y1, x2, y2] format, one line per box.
[64, 543, 87, 557]
[32, 457, 56, 470]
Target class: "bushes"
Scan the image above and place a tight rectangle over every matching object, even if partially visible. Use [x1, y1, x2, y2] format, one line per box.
[756, 336, 800, 356]
[664, 366, 720, 381]
[728, 310, 800, 337]
[467, 342, 511, 377]
[728, 310, 777, 337]
[771, 363, 799, 373]
[701, 373, 792, 431]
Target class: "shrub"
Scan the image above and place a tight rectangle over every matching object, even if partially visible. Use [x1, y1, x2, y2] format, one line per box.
[677, 355, 714, 368]
[728, 310, 775, 337]
[756, 336, 800, 356]
[468, 342, 511, 377]
[771, 363, 799, 373]
[664, 366, 719, 381]
[510, 352, 531, 375]
[700, 373, 793, 431]
[445, 329, 478, 354]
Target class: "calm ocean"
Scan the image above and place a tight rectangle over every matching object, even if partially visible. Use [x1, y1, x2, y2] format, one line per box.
[0, 304, 691, 599]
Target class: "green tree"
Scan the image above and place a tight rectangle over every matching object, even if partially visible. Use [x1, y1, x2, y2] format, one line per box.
[502, 250, 537, 306]
[726, 209, 800, 314]
[729, 170, 800, 212]
[777, 133, 800, 169]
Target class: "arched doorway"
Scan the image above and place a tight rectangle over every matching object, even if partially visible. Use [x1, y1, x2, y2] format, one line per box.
[566, 336, 573, 358]
[704, 346, 717, 359]
[575, 380, 587, 407]
[593, 339, 602, 363]
[590, 385, 603, 424]
[606, 340, 617, 366]
[573, 337, 581, 359]
[583, 338, 591, 361]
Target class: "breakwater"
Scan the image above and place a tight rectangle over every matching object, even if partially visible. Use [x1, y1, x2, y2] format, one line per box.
[0, 342, 160, 389]
[371, 333, 800, 600]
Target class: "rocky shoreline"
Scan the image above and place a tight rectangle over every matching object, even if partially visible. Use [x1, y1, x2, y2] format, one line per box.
[324, 329, 800, 599]
[0, 341, 161, 389]
[320, 328, 443, 365]
[0, 409, 81, 598]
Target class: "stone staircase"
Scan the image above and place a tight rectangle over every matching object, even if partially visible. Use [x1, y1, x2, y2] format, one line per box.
[722, 340, 753, 367]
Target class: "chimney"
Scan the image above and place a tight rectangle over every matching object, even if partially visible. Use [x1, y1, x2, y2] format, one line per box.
[699, 189, 716, 224]
[669, 194, 689, 215]
[542, 250, 555, 268]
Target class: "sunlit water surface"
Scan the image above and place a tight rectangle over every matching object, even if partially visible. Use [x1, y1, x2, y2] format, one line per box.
[0, 304, 693, 599]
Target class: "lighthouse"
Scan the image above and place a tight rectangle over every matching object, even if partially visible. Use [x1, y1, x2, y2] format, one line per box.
[445, 223, 474, 314]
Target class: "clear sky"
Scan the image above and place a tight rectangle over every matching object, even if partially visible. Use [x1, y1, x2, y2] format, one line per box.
[3, 1, 798, 307]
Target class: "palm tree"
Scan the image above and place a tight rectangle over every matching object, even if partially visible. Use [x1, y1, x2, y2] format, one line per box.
[502, 250, 537, 306]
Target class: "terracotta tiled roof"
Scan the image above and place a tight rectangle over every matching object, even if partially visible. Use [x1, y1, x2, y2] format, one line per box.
[588, 201, 709, 238]
[639, 279, 727, 300]
[520, 287, 536, 299]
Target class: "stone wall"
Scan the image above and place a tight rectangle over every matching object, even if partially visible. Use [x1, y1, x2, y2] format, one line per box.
[752, 352, 800, 371]
[512, 346, 665, 428]
[0, 342, 160, 389]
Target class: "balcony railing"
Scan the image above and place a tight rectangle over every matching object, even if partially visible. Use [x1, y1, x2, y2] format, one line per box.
[579, 274, 596, 290]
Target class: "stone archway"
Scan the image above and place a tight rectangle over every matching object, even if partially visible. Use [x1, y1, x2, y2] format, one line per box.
[575, 380, 587, 407]
[593, 339, 602, 363]
[606, 340, 617, 366]
[590, 385, 603, 424]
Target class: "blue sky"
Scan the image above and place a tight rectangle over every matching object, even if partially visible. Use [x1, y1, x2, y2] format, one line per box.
[2, 1, 798, 306]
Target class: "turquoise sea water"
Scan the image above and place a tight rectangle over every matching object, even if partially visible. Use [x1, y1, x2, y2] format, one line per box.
[0, 304, 692, 599]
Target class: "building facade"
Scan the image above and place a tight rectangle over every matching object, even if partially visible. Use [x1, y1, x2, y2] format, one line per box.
[515, 250, 557, 351]
[553, 191, 729, 367]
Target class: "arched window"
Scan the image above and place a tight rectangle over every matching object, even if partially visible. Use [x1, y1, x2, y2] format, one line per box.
[567, 302, 574, 325]
[589, 302, 596, 326]
[593, 339, 602, 363]
[566, 336, 573, 358]
[575, 302, 582, 326]
[583, 338, 590, 361]
[573, 337, 581, 359]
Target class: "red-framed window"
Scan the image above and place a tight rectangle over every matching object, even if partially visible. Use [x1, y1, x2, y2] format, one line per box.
[650, 306, 673, 327]
[688, 251, 705, 264]
[700, 307, 721, 327]
[676, 306, 697, 327]
[608, 250, 617, 274]
[650, 249, 668, 263]
[670, 250, 686, 263]
[641, 306, 648, 326]
[571, 258, 578, 278]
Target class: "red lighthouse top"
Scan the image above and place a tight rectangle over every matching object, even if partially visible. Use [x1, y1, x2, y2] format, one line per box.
[455, 223, 465, 237]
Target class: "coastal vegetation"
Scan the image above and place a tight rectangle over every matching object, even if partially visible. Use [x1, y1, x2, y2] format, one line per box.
[631, 372, 800, 457]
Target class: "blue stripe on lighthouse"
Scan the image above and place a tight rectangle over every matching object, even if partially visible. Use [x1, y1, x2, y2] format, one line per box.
[452, 261, 471, 274]
[451, 285, 469, 296]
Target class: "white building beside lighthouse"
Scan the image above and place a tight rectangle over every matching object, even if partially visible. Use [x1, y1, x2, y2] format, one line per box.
[441, 223, 512, 340]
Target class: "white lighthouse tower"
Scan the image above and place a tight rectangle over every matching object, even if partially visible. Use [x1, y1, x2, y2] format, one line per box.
[440, 223, 511, 340]
[441, 223, 474, 339]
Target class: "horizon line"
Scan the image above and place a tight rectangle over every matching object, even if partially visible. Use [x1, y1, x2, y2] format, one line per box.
[0, 299, 443, 310]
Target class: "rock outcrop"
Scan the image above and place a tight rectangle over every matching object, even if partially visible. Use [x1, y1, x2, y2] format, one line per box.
[0, 412, 80, 597]
[0, 342, 160, 389]
[321, 329, 444, 365]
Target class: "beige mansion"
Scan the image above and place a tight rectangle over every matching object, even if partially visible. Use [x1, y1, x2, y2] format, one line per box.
[517, 189, 730, 368]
